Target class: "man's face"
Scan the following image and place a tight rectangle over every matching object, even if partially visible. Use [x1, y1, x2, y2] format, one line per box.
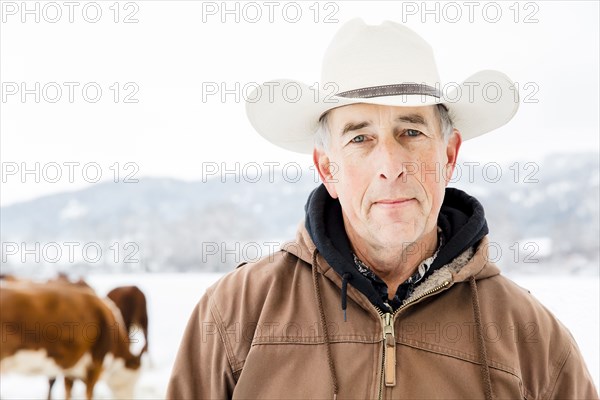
[314, 103, 461, 253]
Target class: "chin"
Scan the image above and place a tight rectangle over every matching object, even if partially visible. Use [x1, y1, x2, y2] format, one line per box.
[373, 225, 421, 248]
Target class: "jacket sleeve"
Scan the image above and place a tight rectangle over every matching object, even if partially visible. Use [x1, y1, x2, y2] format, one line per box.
[167, 289, 237, 400]
[549, 341, 599, 399]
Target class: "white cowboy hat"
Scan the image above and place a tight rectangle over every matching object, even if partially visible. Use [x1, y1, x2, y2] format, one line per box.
[245, 18, 520, 154]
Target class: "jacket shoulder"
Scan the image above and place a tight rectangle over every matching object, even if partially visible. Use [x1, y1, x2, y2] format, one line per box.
[208, 249, 307, 309]
[479, 273, 566, 328]
[476, 274, 597, 399]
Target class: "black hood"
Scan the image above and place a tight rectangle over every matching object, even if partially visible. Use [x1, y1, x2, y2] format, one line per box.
[304, 184, 488, 311]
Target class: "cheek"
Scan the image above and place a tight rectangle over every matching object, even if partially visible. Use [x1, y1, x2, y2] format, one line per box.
[335, 161, 371, 211]
[415, 148, 447, 205]
[336, 158, 365, 185]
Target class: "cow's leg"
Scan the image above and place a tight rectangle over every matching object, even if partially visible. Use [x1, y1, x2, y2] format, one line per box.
[141, 313, 149, 354]
[48, 377, 56, 400]
[64, 377, 74, 400]
[85, 365, 102, 400]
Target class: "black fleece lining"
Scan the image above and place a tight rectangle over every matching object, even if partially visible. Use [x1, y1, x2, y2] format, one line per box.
[305, 186, 385, 310]
[304, 184, 488, 312]
[425, 187, 488, 279]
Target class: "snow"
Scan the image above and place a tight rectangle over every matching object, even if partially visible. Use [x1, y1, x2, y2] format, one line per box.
[59, 199, 88, 221]
[1, 272, 598, 398]
[518, 237, 553, 258]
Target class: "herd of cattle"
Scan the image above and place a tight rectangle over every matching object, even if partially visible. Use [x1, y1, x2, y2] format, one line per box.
[0, 273, 149, 399]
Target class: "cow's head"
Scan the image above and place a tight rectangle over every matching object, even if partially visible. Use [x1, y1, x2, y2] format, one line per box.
[103, 352, 142, 399]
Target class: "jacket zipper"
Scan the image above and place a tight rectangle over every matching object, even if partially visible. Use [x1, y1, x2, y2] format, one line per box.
[376, 305, 396, 400]
[376, 280, 451, 400]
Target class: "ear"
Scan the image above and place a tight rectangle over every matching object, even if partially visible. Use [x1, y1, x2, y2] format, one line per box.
[443, 129, 462, 185]
[313, 147, 339, 199]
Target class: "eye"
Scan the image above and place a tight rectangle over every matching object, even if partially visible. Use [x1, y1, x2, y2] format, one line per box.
[350, 135, 366, 143]
[405, 129, 423, 137]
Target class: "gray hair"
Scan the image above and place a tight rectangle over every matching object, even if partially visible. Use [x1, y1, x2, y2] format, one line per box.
[314, 104, 454, 151]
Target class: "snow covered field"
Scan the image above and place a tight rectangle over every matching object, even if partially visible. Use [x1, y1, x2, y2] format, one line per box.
[1, 272, 598, 399]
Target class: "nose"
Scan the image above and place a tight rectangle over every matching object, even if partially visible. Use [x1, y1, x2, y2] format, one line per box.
[376, 136, 407, 181]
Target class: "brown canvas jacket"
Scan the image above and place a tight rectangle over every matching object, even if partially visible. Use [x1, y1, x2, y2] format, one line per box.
[167, 224, 598, 399]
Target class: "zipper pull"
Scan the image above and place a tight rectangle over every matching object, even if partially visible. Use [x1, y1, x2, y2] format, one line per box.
[382, 313, 396, 387]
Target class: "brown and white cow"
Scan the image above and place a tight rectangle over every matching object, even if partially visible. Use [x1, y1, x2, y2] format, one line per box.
[44, 278, 149, 399]
[0, 281, 142, 400]
[106, 286, 149, 355]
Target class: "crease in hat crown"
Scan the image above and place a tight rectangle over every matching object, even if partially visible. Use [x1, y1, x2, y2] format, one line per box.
[321, 19, 442, 93]
[245, 18, 520, 154]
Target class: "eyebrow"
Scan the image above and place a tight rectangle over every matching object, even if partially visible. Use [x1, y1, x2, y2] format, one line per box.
[395, 113, 428, 126]
[341, 121, 371, 136]
[340, 113, 430, 136]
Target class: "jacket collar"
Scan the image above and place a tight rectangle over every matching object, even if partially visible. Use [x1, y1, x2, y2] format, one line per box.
[287, 221, 499, 281]
[283, 185, 500, 313]
[284, 224, 500, 313]
[298, 185, 492, 308]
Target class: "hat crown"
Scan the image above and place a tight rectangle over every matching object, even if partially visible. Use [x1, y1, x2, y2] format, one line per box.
[245, 18, 519, 154]
[321, 19, 442, 92]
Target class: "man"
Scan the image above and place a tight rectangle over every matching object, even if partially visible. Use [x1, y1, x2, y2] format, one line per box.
[168, 19, 598, 399]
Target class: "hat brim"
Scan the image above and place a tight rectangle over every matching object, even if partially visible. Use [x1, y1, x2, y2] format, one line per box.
[245, 70, 519, 154]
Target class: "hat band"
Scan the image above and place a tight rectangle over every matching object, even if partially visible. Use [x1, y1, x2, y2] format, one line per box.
[337, 83, 441, 99]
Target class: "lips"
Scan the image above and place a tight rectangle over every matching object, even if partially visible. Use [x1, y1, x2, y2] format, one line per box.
[374, 198, 415, 206]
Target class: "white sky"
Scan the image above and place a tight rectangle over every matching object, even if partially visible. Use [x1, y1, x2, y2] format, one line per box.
[1, 0, 599, 206]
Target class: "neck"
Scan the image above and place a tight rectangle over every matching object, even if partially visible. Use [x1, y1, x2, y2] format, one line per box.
[348, 228, 439, 299]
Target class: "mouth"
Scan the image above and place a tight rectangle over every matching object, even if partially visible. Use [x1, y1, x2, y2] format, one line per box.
[374, 198, 416, 207]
